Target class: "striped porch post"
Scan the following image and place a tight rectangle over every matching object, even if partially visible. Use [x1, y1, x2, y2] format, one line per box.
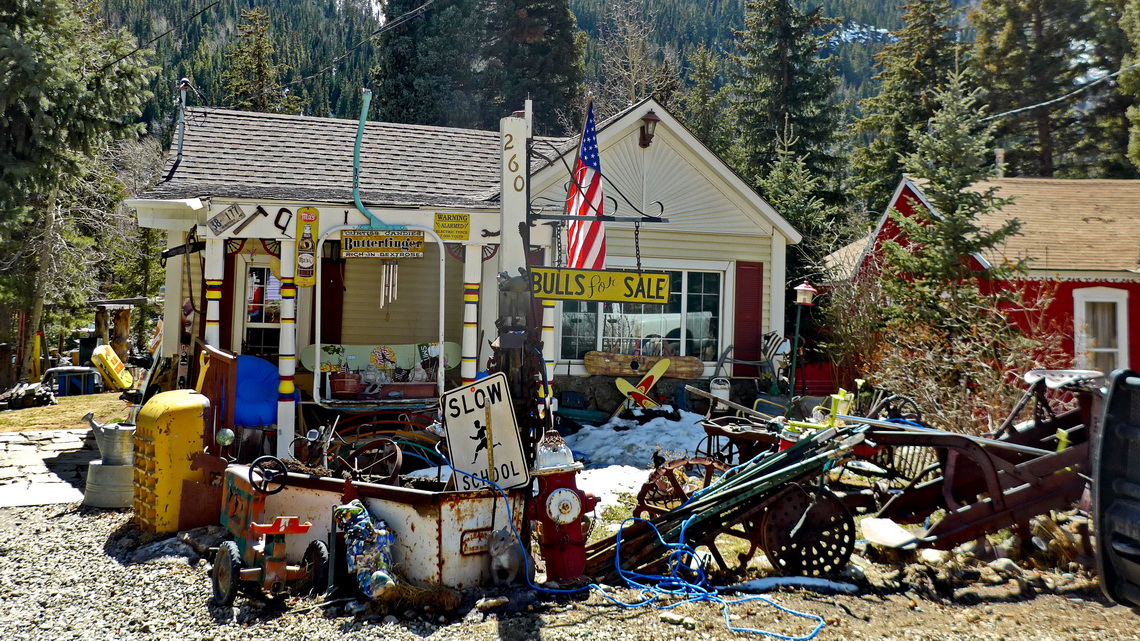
[276, 240, 297, 458]
[203, 238, 224, 346]
[461, 245, 482, 385]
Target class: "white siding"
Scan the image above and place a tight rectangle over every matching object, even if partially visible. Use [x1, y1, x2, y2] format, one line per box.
[340, 242, 465, 346]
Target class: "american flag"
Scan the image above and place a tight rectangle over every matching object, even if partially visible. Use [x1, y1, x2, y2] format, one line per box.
[566, 101, 606, 269]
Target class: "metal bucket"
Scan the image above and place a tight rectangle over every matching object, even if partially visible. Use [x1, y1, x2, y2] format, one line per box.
[710, 378, 731, 404]
[92, 423, 135, 466]
[83, 460, 134, 508]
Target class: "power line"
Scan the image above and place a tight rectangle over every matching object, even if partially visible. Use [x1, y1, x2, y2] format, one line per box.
[96, 0, 221, 75]
[982, 61, 1140, 122]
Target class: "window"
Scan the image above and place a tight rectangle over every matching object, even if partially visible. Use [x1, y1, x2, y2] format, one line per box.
[1073, 287, 1129, 372]
[243, 265, 282, 356]
[559, 270, 722, 362]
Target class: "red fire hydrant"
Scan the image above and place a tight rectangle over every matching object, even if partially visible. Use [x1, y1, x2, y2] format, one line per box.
[529, 430, 599, 583]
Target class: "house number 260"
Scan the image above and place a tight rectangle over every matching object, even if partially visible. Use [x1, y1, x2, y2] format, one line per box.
[504, 134, 525, 192]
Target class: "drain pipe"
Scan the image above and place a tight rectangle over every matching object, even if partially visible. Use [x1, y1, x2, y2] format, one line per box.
[312, 89, 449, 402]
[175, 78, 190, 164]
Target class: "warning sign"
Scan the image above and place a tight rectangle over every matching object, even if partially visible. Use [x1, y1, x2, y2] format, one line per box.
[434, 212, 470, 241]
[442, 373, 530, 491]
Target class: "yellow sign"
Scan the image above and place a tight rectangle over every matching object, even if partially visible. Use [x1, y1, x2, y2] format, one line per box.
[341, 230, 425, 258]
[434, 212, 470, 241]
[530, 267, 670, 304]
[295, 206, 319, 287]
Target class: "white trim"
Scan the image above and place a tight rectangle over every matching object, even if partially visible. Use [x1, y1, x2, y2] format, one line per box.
[1073, 286, 1130, 370]
[231, 255, 282, 354]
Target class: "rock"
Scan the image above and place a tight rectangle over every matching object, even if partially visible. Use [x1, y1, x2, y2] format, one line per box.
[659, 612, 685, 625]
[919, 549, 949, 566]
[475, 597, 510, 611]
[682, 616, 697, 630]
[842, 564, 866, 581]
[130, 538, 198, 565]
[177, 525, 227, 556]
[979, 567, 1004, 585]
[988, 558, 1022, 578]
[383, 615, 399, 625]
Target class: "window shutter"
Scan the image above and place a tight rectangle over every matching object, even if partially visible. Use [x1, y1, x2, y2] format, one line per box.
[732, 262, 764, 376]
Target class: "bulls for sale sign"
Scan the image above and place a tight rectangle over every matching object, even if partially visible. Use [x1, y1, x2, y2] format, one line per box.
[442, 373, 530, 491]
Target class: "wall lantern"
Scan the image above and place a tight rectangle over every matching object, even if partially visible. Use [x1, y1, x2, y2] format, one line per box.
[639, 110, 661, 148]
[322, 239, 342, 261]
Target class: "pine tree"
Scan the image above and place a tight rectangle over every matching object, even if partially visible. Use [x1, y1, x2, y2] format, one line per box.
[676, 44, 732, 156]
[1070, 0, 1136, 177]
[1117, 0, 1140, 171]
[851, 0, 959, 213]
[373, 0, 486, 127]
[483, 0, 584, 133]
[971, 0, 1089, 177]
[870, 71, 1058, 431]
[220, 8, 305, 114]
[757, 133, 838, 269]
[0, 0, 153, 219]
[729, 0, 843, 198]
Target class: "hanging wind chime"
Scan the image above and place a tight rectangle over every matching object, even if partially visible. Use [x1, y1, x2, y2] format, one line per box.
[378, 259, 399, 308]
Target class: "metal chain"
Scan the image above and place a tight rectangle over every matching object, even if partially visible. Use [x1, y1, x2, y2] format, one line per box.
[634, 221, 642, 272]
[555, 222, 564, 267]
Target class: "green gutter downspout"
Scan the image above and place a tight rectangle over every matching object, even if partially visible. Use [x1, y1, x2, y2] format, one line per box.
[311, 88, 449, 402]
[354, 88, 403, 231]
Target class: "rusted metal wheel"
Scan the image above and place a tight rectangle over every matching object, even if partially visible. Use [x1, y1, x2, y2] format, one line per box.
[694, 435, 740, 466]
[338, 437, 403, 485]
[634, 457, 730, 519]
[760, 484, 855, 576]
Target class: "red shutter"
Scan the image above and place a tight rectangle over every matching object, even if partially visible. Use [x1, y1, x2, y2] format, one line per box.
[732, 262, 764, 376]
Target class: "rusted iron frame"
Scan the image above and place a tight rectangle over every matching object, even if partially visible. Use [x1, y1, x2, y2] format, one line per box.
[194, 340, 238, 456]
[870, 428, 1090, 549]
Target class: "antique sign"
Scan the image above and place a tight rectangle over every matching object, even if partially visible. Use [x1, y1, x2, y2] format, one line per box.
[206, 203, 247, 236]
[442, 373, 529, 491]
[341, 230, 425, 258]
[530, 267, 670, 304]
[434, 212, 470, 241]
[294, 206, 319, 287]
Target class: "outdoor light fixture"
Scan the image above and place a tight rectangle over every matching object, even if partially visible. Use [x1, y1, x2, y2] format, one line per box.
[794, 281, 818, 306]
[639, 110, 661, 148]
[321, 239, 341, 261]
[787, 281, 818, 403]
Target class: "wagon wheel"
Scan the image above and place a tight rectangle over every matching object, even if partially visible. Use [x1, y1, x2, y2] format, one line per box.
[294, 540, 330, 597]
[634, 457, 730, 520]
[338, 438, 403, 485]
[694, 434, 740, 466]
[760, 484, 855, 576]
[211, 540, 243, 605]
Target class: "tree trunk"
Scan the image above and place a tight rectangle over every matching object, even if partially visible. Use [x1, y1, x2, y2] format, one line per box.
[20, 198, 58, 381]
[1037, 112, 1053, 177]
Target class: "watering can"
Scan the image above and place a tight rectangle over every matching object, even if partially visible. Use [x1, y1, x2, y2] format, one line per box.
[82, 412, 135, 466]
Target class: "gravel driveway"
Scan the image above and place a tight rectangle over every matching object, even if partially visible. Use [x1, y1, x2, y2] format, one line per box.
[2, 503, 1138, 641]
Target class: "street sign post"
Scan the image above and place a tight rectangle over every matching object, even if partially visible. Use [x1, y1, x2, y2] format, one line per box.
[442, 372, 530, 491]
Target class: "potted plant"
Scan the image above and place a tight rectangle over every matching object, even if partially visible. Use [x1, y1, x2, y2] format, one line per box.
[322, 345, 361, 399]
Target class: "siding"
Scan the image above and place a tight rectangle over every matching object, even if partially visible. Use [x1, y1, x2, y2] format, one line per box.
[340, 242, 465, 346]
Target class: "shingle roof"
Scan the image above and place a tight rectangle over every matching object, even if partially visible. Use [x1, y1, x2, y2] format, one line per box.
[971, 178, 1140, 273]
[826, 177, 1140, 278]
[142, 108, 509, 207]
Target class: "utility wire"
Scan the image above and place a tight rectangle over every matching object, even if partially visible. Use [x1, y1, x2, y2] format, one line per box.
[982, 61, 1140, 122]
[96, 0, 221, 74]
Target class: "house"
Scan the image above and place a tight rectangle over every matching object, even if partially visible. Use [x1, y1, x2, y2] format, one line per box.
[828, 176, 1140, 373]
[126, 97, 801, 454]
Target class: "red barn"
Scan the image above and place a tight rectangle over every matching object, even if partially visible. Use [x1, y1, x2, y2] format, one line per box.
[828, 176, 1140, 373]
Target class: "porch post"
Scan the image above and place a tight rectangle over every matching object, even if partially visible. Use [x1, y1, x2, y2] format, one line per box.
[461, 245, 482, 385]
[540, 299, 556, 405]
[203, 238, 224, 346]
[276, 239, 297, 458]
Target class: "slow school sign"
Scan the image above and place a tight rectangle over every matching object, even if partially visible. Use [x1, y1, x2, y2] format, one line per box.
[530, 267, 670, 304]
[442, 373, 530, 491]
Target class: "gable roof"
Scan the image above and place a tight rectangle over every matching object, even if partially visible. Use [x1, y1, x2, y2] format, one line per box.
[826, 176, 1140, 279]
[142, 108, 508, 208]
